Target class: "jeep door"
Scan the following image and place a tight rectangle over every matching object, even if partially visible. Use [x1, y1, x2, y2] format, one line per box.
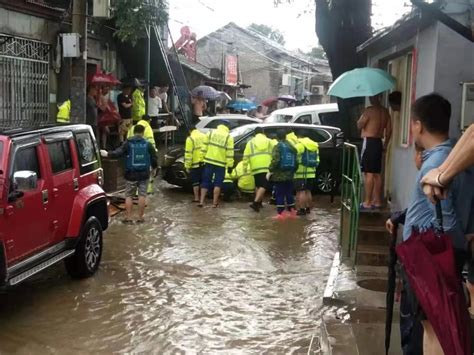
[5, 141, 51, 264]
[43, 134, 77, 243]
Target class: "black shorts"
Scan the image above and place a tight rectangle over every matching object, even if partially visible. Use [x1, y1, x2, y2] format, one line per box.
[254, 173, 268, 189]
[361, 137, 383, 174]
[294, 178, 315, 192]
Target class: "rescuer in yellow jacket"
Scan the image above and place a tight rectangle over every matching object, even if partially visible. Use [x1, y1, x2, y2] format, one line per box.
[56, 99, 71, 124]
[184, 126, 206, 202]
[127, 115, 157, 194]
[294, 131, 320, 216]
[199, 122, 234, 208]
[232, 161, 255, 195]
[243, 127, 276, 212]
[132, 87, 146, 123]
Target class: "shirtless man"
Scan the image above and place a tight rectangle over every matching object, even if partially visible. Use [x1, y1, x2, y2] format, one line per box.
[192, 95, 207, 123]
[357, 94, 392, 209]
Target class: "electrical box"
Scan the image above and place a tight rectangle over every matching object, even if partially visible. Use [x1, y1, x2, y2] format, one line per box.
[311, 85, 325, 95]
[461, 82, 474, 130]
[93, 0, 111, 18]
[282, 74, 291, 86]
[62, 33, 81, 58]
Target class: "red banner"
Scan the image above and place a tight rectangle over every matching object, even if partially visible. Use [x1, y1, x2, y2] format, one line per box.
[225, 55, 238, 86]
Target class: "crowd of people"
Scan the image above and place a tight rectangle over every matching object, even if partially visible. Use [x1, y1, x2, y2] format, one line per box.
[58, 81, 177, 150]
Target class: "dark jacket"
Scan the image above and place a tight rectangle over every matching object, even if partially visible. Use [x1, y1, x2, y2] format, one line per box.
[108, 138, 158, 181]
[269, 140, 298, 182]
[390, 209, 407, 226]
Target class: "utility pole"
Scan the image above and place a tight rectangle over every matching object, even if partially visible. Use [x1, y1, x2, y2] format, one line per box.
[70, 0, 87, 123]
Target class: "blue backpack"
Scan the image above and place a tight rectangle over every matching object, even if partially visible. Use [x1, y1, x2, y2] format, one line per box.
[126, 138, 151, 172]
[302, 149, 319, 168]
[279, 142, 297, 171]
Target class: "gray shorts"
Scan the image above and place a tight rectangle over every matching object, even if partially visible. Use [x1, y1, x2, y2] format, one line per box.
[125, 179, 149, 197]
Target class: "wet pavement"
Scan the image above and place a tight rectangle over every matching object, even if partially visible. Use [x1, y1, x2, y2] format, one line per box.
[0, 182, 339, 354]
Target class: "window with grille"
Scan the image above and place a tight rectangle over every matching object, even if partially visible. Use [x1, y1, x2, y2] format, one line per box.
[0, 34, 50, 128]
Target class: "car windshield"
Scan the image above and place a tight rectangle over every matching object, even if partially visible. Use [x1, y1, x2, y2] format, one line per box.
[267, 114, 293, 123]
[230, 125, 255, 140]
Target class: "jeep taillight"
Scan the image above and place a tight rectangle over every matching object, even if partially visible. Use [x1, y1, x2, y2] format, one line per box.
[97, 168, 104, 186]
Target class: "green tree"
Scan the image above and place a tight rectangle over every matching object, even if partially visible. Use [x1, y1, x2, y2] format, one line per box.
[114, 0, 168, 45]
[307, 46, 327, 60]
[248, 23, 286, 45]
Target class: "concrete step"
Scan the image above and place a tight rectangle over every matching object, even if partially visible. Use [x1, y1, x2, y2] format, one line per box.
[358, 225, 390, 246]
[356, 244, 390, 266]
[359, 208, 391, 227]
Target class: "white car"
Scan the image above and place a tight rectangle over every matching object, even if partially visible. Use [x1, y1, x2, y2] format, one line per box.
[266, 103, 339, 126]
[196, 114, 263, 133]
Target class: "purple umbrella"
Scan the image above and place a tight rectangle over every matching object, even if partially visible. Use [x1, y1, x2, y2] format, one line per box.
[278, 94, 296, 102]
[191, 85, 220, 100]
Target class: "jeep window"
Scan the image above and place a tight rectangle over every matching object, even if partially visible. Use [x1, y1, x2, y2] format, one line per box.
[295, 114, 312, 124]
[47, 140, 73, 174]
[319, 112, 342, 130]
[271, 114, 293, 123]
[75, 132, 99, 174]
[13, 146, 41, 179]
[294, 127, 331, 144]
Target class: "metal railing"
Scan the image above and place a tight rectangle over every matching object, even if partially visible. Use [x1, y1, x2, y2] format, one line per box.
[340, 143, 362, 264]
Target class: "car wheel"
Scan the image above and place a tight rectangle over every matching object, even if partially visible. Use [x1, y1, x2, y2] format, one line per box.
[316, 171, 335, 194]
[65, 216, 103, 279]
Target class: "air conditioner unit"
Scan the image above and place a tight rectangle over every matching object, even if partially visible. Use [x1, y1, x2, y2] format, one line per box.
[311, 85, 324, 95]
[93, 0, 111, 18]
[282, 74, 291, 86]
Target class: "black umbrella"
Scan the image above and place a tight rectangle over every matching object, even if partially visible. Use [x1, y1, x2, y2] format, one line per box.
[385, 223, 398, 355]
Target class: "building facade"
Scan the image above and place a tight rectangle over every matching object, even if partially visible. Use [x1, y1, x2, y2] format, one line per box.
[196, 22, 332, 105]
[359, 2, 474, 210]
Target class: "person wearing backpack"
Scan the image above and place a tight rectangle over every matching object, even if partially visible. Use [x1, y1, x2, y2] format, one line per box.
[243, 127, 276, 212]
[295, 131, 320, 216]
[267, 129, 298, 219]
[101, 124, 158, 224]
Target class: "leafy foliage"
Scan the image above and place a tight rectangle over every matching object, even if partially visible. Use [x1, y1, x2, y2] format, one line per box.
[307, 46, 327, 60]
[114, 0, 168, 45]
[248, 23, 286, 45]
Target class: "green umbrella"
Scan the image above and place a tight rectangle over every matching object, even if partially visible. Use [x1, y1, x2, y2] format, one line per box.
[328, 68, 396, 99]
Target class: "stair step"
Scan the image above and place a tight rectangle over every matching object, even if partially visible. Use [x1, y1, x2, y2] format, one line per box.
[358, 225, 390, 247]
[358, 225, 388, 233]
[356, 244, 390, 267]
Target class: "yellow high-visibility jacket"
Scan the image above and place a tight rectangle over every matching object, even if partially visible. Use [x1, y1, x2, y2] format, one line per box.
[127, 119, 156, 150]
[184, 129, 206, 170]
[56, 99, 71, 123]
[201, 125, 234, 168]
[232, 161, 255, 194]
[295, 137, 320, 179]
[242, 133, 276, 175]
[286, 132, 305, 177]
[132, 89, 145, 122]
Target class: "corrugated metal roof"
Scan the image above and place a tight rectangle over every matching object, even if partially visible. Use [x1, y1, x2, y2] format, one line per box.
[178, 55, 220, 81]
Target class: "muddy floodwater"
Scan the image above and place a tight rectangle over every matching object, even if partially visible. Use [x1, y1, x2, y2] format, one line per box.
[0, 183, 339, 354]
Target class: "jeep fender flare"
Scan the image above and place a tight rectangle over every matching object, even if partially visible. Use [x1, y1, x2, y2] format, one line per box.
[66, 185, 108, 238]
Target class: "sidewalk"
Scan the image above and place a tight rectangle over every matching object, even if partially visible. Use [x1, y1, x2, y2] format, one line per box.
[320, 252, 402, 355]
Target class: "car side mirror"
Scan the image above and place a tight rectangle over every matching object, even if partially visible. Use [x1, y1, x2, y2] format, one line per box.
[13, 170, 38, 191]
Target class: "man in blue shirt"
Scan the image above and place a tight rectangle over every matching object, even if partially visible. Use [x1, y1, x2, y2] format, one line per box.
[400, 93, 474, 355]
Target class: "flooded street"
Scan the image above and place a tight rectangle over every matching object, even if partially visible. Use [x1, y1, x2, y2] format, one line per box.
[0, 183, 339, 354]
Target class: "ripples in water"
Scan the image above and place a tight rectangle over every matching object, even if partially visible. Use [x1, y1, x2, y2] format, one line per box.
[0, 184, 339, 353]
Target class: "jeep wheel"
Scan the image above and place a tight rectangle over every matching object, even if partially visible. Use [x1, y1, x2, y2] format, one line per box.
[65, 216, 103, 279]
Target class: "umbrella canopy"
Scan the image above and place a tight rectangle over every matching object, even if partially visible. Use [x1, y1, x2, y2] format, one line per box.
[396, 204, 471, 355]
[328, 68, 396, 99]
[89, 72, 121, 86]
[226, 98, 257, 112]
[278, 94, 296, 102]
[191, 85, 220, 100]
[262, 97, 278, 106]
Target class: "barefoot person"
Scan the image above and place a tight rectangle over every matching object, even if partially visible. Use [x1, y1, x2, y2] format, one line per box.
[101, 125, 158, 223]
[357, 94, 392, 209]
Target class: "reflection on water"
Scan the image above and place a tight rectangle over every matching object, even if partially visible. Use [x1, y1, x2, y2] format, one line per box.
[0, 183, 339, 353]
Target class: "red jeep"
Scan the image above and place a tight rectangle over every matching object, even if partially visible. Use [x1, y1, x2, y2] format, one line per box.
[0, 125, 108, 286]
